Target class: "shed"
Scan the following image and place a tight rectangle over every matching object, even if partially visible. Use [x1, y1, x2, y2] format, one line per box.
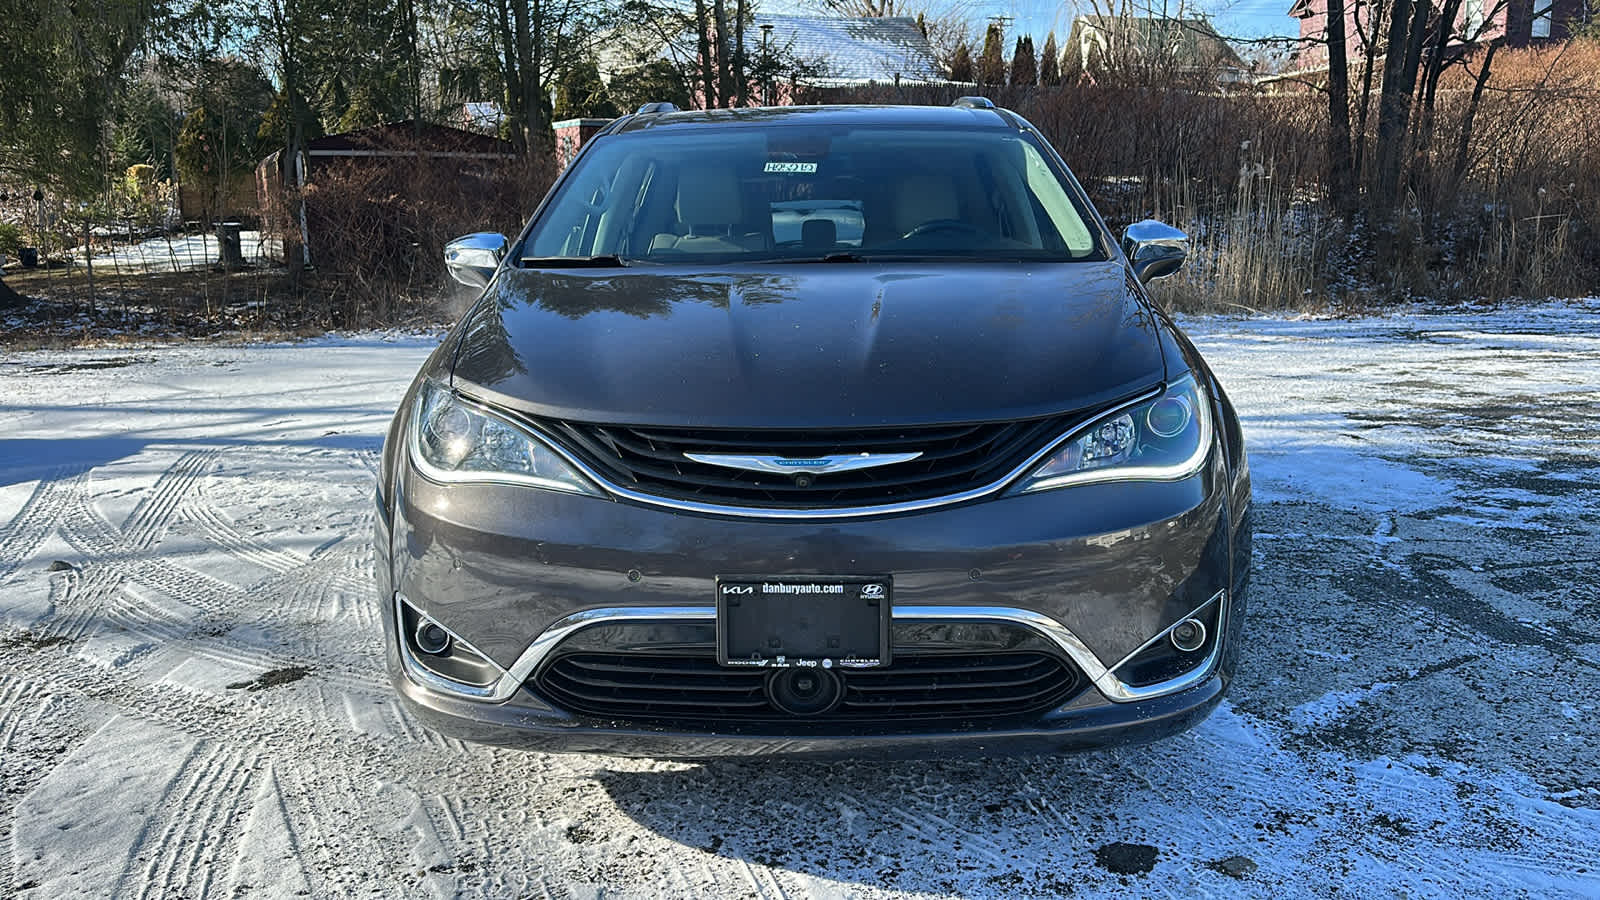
[256, 121, 518, 266]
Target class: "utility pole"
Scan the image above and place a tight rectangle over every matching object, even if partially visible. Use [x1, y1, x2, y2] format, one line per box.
[760, 23, 774, 106]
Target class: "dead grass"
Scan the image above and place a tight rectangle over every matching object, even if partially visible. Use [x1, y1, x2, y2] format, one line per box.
[837, 43, 1600, 312]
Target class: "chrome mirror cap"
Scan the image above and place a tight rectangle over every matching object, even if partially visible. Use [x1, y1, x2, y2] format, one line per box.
[1121, 220, 1189, 284]
[444, 232, 509, 288]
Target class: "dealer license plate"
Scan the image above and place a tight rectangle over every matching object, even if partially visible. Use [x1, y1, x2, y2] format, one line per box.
[715, 576, 891, 669]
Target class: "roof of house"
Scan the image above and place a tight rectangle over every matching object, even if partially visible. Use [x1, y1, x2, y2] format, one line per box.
[611, 103, 1022, 134]
[1069, 16, 1248, 71]
[753, 14, 945, 85]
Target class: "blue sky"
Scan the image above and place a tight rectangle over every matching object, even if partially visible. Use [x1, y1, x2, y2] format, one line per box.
[966, 0, 1300, 44]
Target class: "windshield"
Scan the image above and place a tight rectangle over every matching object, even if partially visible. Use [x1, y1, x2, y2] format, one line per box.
[524, 124, 1103, 264]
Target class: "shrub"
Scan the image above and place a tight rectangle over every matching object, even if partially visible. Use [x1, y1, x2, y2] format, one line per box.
[824, 42, 1600, 310]
[265, 136, 556, 326]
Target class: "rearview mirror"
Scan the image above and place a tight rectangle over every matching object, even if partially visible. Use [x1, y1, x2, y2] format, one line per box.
[1121, 220, 1189, 284]
[444, 232, 508, 288]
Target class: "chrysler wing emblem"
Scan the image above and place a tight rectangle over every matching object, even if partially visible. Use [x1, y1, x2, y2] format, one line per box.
[684, 451, 922, 476]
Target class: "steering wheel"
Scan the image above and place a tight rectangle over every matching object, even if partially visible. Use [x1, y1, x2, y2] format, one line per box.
[901, 218, 981, 239]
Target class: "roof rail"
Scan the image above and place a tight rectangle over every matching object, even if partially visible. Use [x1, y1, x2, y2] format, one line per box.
[952, 96, 996, 110]
[635, 102, 679, 115]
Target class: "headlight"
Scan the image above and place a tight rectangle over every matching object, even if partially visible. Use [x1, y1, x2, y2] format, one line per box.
[1016, 373, 1213, 493]
[409, 380, 604, 497]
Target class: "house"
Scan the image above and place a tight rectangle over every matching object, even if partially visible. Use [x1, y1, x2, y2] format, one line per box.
[459, 101, 505, 135]
[748, 14, 945, 89]
[1285, 0, 1590, 72]
[255, 121, 517, 266]
[1064, 16, 1252, 86]
[559, 16, 948, 163]
[554, 118, 613, 169]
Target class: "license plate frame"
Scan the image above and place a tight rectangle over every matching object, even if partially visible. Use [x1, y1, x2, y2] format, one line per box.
[715, 576, 891, 669]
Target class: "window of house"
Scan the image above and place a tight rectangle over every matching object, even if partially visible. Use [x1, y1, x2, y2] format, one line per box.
[1532, 0, 1553, 37]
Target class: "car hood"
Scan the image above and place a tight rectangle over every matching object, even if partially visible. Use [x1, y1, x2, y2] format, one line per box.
[450, 262, 1166, 427]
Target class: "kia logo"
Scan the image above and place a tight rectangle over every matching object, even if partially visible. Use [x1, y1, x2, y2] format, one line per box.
[722, 585, 754, 595]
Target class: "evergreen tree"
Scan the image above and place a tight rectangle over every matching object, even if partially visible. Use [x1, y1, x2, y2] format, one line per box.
[257, 87, 323, 152]
[607, 60, 691, 114]
[947, 41, 974, 83]
[977, 23, 1006, 86]
[1010, 36, 1036, 87]
[554, 60, 620, 120]
[1040, 32, 1061, 86]
[0, 0, 152, 196]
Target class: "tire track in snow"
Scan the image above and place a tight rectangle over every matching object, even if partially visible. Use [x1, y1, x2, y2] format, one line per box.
[116, 738, 214, 899]
[129, 743, 260, 900]
[183, 450, 311, 575]
[0, 626, 497, 814]
[0, 672, 37, 754]
[241, 546, 386, 695]
[275, 763, 416, 899]
[185, 501, 308, 575]
[0, 468, 84, 585]
[52, 461, 374, 695]
[0, 670, 93, 899]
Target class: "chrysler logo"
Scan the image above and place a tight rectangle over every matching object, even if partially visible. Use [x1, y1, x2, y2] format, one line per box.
[684, 451, 923, 476]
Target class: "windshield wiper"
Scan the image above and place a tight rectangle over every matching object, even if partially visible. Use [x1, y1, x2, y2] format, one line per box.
[520, 255, 631, 268]
[770, 252, 869, 263]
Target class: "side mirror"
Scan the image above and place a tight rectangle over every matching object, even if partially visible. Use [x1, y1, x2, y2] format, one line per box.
[444, 232, 508, 288]
[1121, 220, 1189, 284]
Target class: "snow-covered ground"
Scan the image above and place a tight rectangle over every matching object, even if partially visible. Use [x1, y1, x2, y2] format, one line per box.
[73, 230, 283, 273]
[2, 302, 1599, 898]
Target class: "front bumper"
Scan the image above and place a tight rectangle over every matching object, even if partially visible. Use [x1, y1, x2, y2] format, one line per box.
[376, 446, 1247, 756]
[388, 648, 1229, 759]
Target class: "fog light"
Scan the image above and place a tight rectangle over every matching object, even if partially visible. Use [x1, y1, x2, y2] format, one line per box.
[415, 620, 451, 655]
[1169, 619, 1206, 653]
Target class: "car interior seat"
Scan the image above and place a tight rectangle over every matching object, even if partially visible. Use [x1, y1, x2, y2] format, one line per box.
[893, 174, 962, 236]
[800, 218, 837, 250]
[650, 171, 769, 254]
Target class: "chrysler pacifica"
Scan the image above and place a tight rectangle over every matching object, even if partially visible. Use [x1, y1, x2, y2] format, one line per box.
[374, 100, 1252, 757]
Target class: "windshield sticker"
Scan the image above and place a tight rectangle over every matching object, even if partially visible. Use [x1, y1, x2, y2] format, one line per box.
[764, 161, 818, 174]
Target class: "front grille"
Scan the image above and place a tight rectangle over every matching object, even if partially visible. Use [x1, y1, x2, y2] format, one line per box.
[531, 416, 1079, 509]
[534, 651, 1081, 724]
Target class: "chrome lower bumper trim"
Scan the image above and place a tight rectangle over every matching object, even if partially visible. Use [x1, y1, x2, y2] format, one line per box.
[1097, 590, 1227, 702]
[396, 592, 1228, 706]
[393, 592, 512, 701]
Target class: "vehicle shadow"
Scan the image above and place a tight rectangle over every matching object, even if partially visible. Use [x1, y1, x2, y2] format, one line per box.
[589, 732, 1222, 893]
[0, 433, 379, 488]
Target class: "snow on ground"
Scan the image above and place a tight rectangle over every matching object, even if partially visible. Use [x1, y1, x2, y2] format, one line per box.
[2, 302, 1599, 898]
[72, 230, 283, 273]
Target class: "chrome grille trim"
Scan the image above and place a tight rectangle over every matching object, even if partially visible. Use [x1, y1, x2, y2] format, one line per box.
[501, 388, 1162, 519]
[393, 594, 1230, 705]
